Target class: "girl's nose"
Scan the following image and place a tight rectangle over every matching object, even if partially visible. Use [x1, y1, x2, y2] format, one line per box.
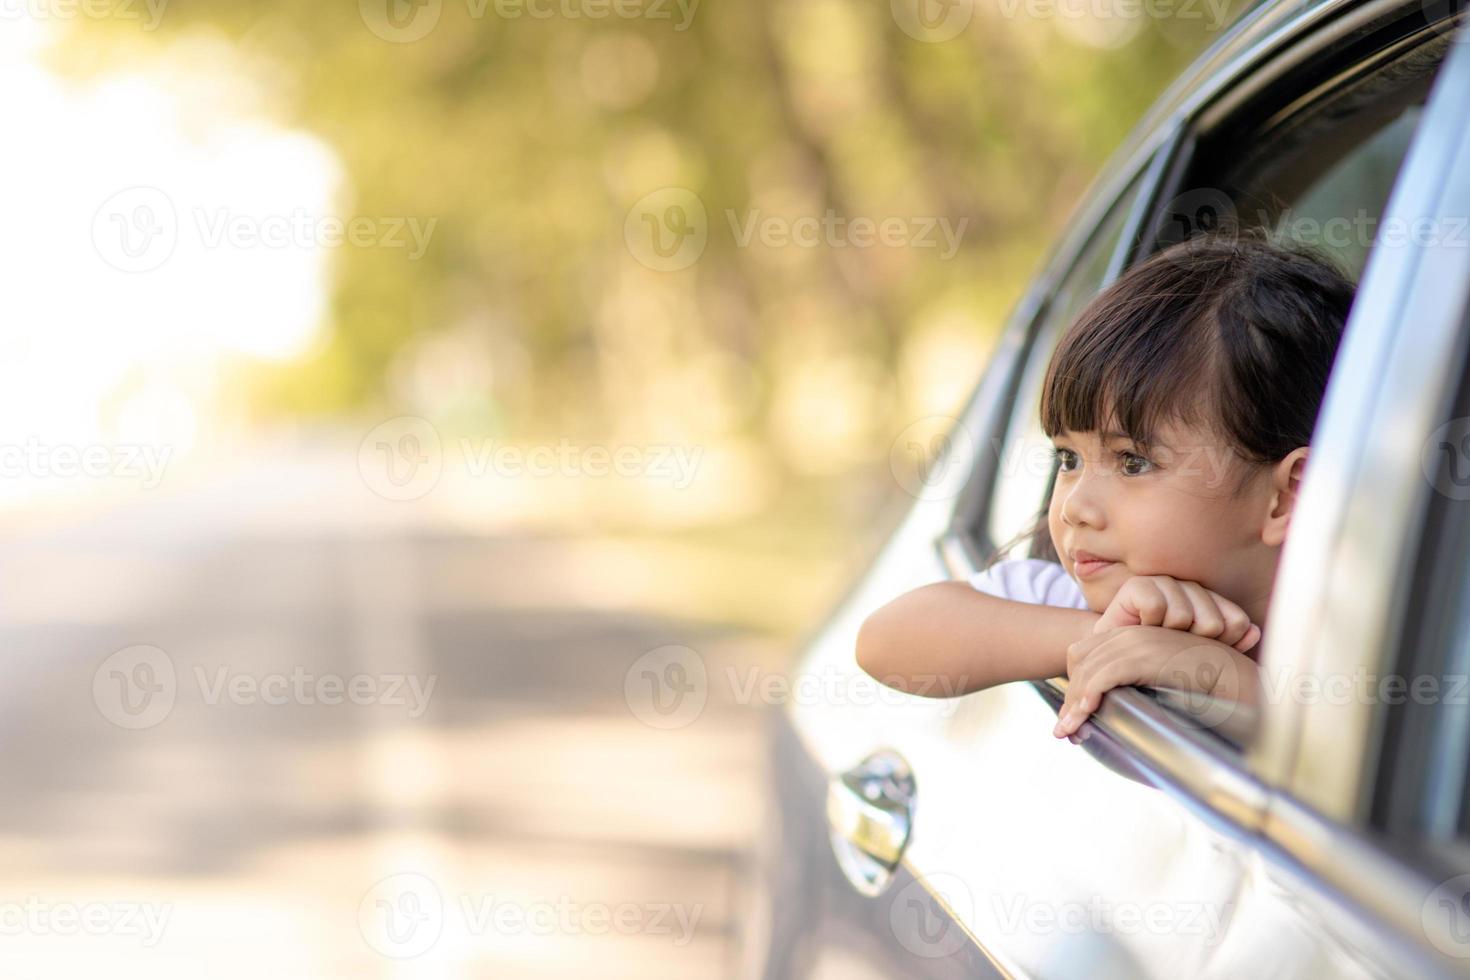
[1059, 480, 1106, 529]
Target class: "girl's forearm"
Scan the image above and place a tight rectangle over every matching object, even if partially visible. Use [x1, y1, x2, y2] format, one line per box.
[856, 582, 1102, 696]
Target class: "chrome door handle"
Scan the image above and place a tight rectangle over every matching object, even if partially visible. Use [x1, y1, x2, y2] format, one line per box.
[826, 751, 915, 896]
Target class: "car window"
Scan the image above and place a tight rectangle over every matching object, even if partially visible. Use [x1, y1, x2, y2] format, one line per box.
[984, 34, 1452, 751]
[981, 172, 1149, 560]
[1132, 36, 1449, 747]
[1160, 40, 1446, 279]
[1373, 318, 1470, 872]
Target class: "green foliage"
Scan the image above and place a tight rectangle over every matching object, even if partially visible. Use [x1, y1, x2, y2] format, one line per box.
[68, 0, 1248, 470]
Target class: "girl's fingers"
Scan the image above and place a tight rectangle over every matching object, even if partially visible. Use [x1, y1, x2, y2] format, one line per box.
[1179, 582, 1226, 639]
[1200, 587, 1252, 647]
[1233, 623, 1262, 654]
[1057, 634, 1133, 736]
[1054, 683, 1091, 737]
[1056, 658, 1146, 737]
[1054, 695, 1092, 737]
[1152, 577, 1196, 632]
[1067, 630, 1108, 673]
[1129, 581, 1169, 628]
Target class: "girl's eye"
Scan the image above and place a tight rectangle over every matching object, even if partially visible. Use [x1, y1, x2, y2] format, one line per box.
[1051, 447, 1079, 472]
[1119, 451, 1153, 476]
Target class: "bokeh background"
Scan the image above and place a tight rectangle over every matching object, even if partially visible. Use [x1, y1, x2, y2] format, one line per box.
[1, 0, 1246, 975]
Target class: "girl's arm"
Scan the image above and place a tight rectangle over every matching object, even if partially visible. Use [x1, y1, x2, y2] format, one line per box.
[856, 582, 1101, 697]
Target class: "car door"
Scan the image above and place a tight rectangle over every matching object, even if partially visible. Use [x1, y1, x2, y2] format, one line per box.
[752, 3, 1470, 978]
[744, 128, 1165, 980]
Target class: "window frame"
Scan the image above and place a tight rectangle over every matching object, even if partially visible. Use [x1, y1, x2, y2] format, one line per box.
[1373, 323, 1470, 870]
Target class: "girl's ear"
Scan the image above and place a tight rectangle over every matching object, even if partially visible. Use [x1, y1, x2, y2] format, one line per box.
[1261, 447, 1309, 547]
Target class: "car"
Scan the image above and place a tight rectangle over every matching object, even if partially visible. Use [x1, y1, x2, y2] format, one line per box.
[741, 0, 1470, 976]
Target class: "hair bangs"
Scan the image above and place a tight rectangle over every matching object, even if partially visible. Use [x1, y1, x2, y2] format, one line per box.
[1040, 282, 1224, 455]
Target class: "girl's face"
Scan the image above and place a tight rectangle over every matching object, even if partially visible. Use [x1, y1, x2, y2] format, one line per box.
[1046, 420, 1282, 618]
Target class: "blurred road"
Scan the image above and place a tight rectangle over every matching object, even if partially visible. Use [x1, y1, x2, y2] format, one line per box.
[0, 453, 775, 977]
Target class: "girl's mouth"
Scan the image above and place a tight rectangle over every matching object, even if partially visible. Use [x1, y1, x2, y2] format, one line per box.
[1073, 556, 1119, 579]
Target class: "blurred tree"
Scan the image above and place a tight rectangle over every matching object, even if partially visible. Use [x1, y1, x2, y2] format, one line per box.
[63, 0, 1247, 510]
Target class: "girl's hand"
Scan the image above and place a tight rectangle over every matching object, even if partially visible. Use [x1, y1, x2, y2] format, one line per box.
[1053, 626, 1260, 738]
[1095, 575, 1260, 654]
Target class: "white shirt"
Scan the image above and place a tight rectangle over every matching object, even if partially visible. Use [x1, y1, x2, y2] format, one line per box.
[968, 558, 1091, 611]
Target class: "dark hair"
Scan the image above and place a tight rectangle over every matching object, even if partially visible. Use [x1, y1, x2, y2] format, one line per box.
[987, 230, 1356, 567]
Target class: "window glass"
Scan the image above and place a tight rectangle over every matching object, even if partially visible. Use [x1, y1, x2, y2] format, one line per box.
[982, 173, 1148, 558]
[1163, 51, 1442, 279]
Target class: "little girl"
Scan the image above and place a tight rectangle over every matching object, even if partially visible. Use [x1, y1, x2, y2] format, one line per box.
[857, 232, 1356, 738]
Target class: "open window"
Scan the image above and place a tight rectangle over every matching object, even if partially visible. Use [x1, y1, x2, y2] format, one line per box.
[943, 2, 1462, 769]
[1085, 20, 1454, 750]
[977, 162, 1155, 566]
[1154, 14, 1456, 279]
